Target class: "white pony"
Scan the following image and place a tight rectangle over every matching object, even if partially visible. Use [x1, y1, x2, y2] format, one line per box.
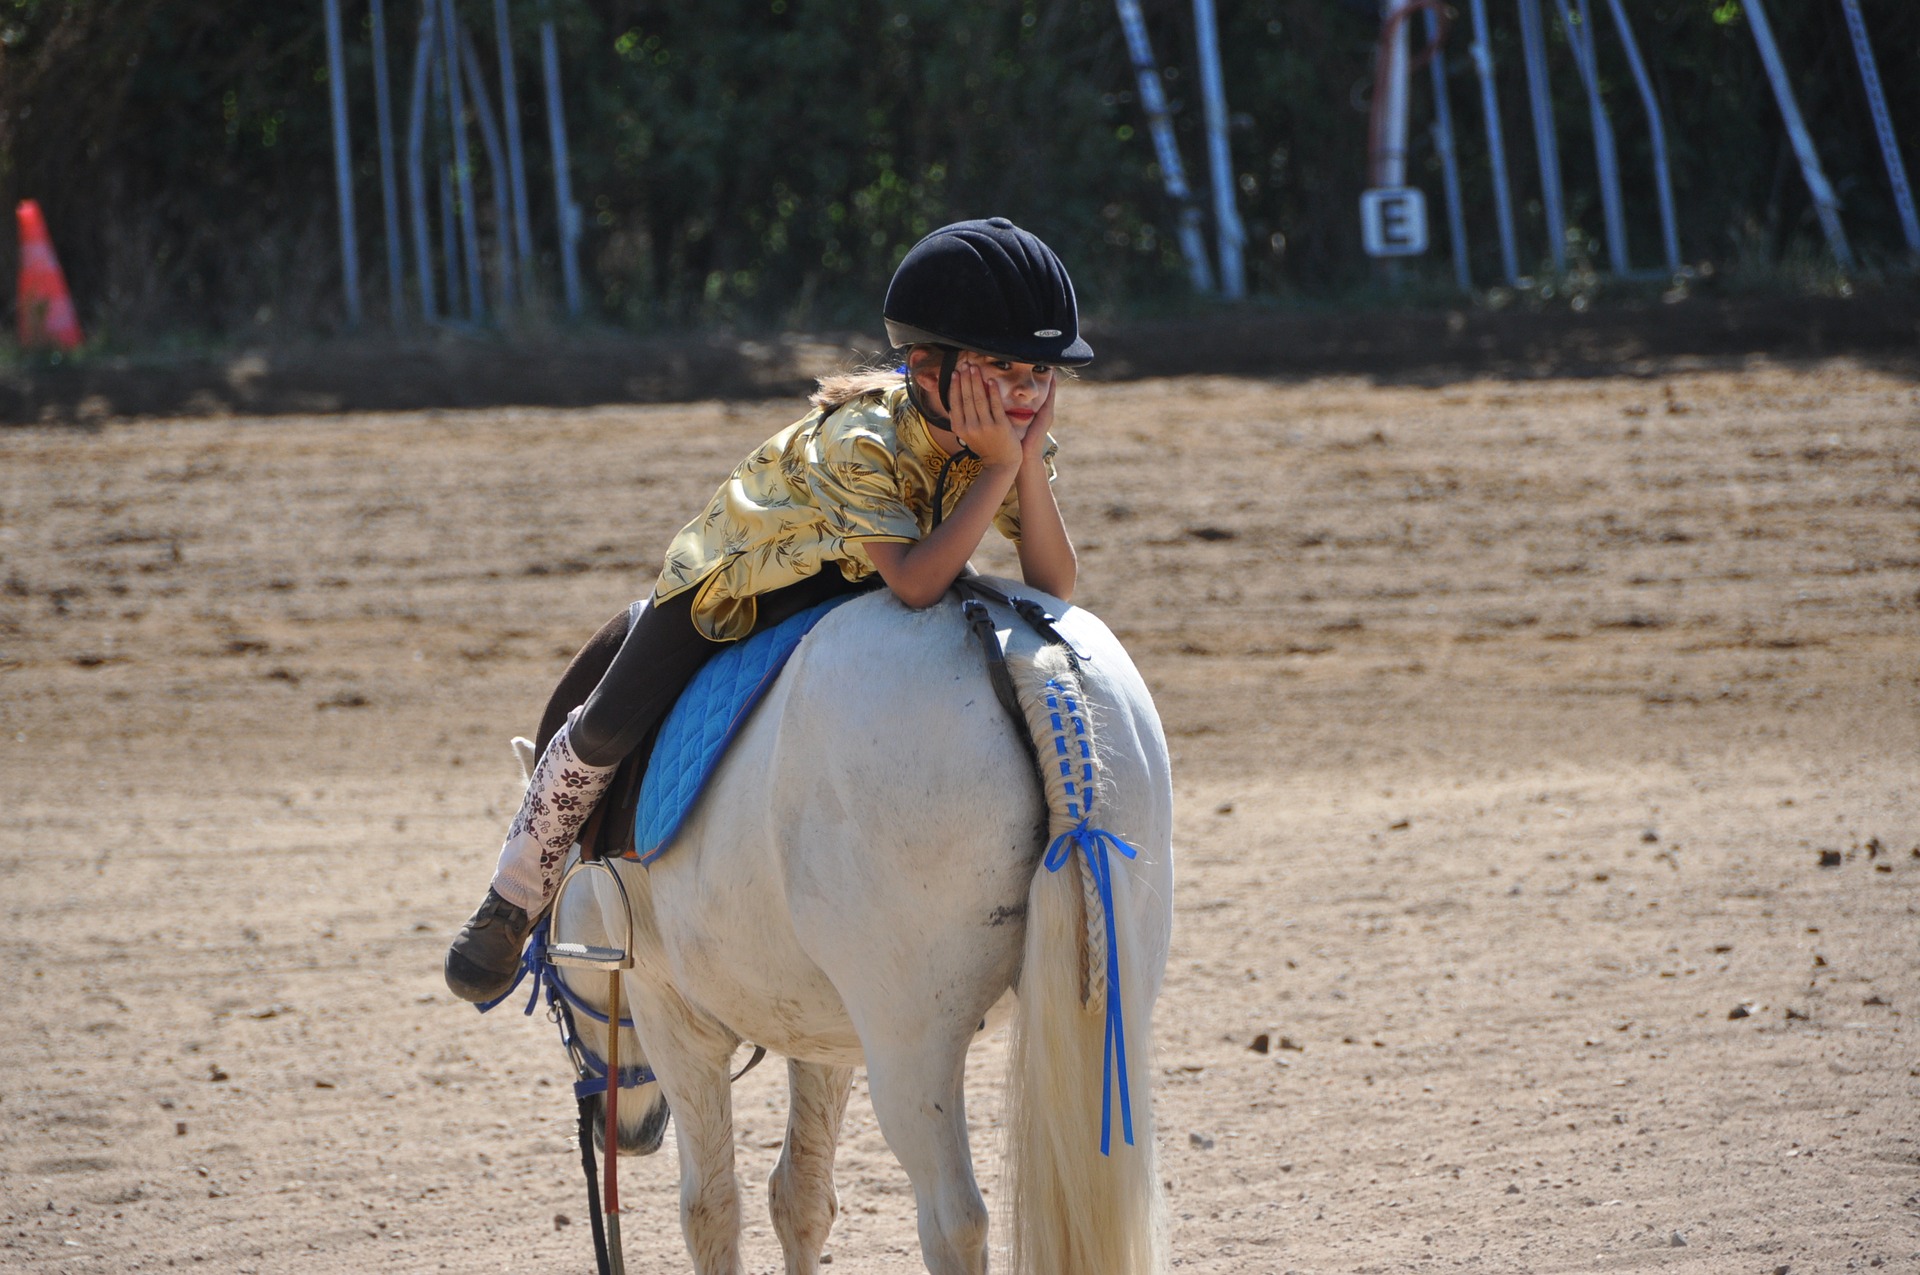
[543, 581, 1174, 1275]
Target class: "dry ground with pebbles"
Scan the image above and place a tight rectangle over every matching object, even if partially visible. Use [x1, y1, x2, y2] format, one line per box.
[1, 360, 1916, 1274]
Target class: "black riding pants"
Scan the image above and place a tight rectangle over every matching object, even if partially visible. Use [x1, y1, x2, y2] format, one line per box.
[569, 569, 872, 769]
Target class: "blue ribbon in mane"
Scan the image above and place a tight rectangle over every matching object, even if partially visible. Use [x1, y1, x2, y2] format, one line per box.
[1039, 673, 1142, 1158]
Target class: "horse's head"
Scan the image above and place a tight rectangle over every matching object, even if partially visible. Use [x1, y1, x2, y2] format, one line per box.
[545, 894, 673, 1156]
[516, 738, 672, 1157]
[588, 1082, 671, 1156]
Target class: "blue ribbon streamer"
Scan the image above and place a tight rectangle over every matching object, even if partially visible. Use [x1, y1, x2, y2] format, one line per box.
[1044, 818, 1141, 1157]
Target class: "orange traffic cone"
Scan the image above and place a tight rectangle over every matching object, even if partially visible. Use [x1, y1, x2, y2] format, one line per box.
[16, 199, 83, 351]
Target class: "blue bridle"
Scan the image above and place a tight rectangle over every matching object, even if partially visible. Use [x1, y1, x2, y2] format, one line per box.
[475, 917, 657, 1099]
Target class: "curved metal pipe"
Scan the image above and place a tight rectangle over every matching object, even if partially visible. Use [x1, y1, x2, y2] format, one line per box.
[1469, 0, 1521, 285]
[405, 8, 438, 325]
[1602, 0, 1680, 273]
[1113, 0, 1215, 293]
[1556, 0, 1627, 273]
[1515, 0, 1566, 271]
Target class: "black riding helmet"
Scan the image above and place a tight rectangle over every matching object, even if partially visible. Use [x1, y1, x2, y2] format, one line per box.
[883, 217, 1094, 369]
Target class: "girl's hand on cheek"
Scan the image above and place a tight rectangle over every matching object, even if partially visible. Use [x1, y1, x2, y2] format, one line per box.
[1019, 378, 1056, 467]
[954, 365, 1021, 468]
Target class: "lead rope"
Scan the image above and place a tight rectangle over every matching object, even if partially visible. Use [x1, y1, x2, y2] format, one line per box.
[557, 990, 614, 1275]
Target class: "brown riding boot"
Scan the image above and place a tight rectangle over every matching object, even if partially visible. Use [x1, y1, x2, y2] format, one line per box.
[444, 888, 535, 1003]
[445, 711, 615, 1003]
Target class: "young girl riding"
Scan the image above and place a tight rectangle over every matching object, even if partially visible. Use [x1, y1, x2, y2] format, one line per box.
[446, 216, 1093, 1002]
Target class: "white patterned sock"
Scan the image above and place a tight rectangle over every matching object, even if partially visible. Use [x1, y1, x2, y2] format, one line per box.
[489, 709, 616, 913]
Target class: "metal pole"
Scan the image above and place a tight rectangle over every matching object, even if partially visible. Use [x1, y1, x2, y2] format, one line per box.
[1367, 0, 1417, 289]
[1557, 0, 1627, 273]
[1742, 0, 1854, 271]
[438, 0, 485, 319]
[1469, 0, 1521, 285]
[369, 0, 407, 326]
[1113, 0, 1214, 293]
[431, 38, 464, 318]
[1425, 9, 1472, 293]
[323, 0, 363, 328]
[440, 169, 463, 316]
[1839, 0, 1919, 255]
[1602, 0, 1680, 272]
[460, 24, 517, 312]
[1375, 0, 1414, 187]
[1515, 0, 1566, 271]
[494, 0, 537, 298]
[539, 2, 584, 318]
[1190, 0, 1244, 298]
[406, 7, 438, 325]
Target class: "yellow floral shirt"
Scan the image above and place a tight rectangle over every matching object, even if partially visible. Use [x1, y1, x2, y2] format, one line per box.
[656, 384, 1057, 641]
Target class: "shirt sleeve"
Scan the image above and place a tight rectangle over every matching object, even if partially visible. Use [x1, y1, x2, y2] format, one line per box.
[805, 423, 922, 547]
[990, 433, 1059, 543]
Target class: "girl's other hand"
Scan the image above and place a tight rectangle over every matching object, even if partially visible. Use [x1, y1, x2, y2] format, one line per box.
[1018, 375, 1055, 468]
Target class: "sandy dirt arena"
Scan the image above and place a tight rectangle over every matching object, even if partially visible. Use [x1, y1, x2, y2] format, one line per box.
[1, 360, 1916, 1274]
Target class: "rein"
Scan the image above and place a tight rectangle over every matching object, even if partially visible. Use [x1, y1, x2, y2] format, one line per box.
[476, 905, 764, 1275]
[477, 915, 766, 1097]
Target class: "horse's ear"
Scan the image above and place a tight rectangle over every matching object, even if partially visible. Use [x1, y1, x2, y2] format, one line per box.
[511, 736, 537, 782]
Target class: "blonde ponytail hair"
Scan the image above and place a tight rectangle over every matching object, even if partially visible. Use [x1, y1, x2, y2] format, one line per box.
[811, 345, 965, 412]
[809, 364, 906, 411]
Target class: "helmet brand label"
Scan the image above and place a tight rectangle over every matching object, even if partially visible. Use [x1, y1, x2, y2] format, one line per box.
[1034, 329, 1062, 338]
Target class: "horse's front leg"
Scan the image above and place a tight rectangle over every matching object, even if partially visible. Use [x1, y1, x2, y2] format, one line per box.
[624, 982, 746, 1275]
[667, 1063, 743, 1273]
[768, 1059, 854, 1275]
[863, 1030, 988, 1275]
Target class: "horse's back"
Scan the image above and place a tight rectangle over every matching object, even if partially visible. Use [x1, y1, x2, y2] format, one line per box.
[641, 586, 1048, 1061]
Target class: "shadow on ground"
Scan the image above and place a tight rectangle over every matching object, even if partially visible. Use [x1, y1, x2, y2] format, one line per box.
[3, 291, 1916, 423]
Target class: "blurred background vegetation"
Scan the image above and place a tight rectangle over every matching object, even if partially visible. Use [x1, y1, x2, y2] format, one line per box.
[0, 0, 1915, 346]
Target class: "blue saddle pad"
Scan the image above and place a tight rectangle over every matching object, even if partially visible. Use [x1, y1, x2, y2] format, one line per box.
[627, 592, 859, 863]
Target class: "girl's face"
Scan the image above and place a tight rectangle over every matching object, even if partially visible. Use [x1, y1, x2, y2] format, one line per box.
[913, 349, 1054, 430]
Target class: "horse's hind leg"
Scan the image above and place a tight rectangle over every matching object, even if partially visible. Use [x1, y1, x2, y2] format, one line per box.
[863, 1032, 988, 1275]
[768, 1059, 853, 1275]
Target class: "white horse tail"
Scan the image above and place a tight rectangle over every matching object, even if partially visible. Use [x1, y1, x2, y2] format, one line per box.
[1003, 644, 1167, 1275]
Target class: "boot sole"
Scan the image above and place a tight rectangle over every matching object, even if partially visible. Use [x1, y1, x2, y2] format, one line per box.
[445, 948, 519, 1004]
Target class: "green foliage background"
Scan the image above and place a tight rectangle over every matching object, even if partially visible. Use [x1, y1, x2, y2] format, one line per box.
[1, 0, 1915, 341]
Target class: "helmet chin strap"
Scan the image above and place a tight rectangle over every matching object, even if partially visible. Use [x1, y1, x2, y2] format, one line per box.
[905, 346, 961, 432]
[903, 345, 973, 534]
